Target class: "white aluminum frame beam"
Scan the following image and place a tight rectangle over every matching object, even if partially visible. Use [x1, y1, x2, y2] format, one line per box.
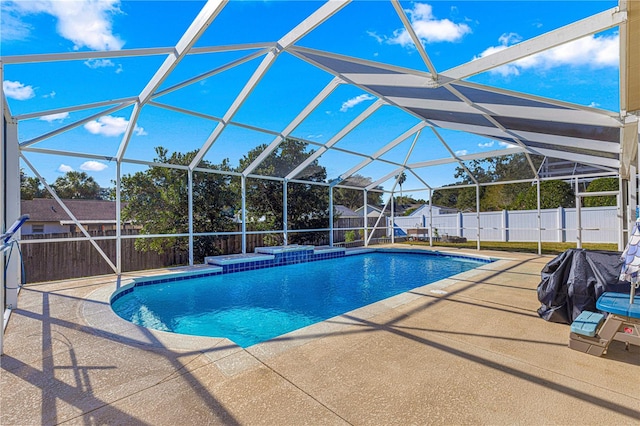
[20, 154, 117, 273]
[0, 47, 175, 65]
[442, 7, 626, 81]
[189, 0, 350, 171]
[430, 127, 479, 185]
[366, 130, 420, 245]
[242, 77, 342, 177]
[20, 101, 135, 148]
[187, 50, 278, 170]
[444, 84, 540, 178]
[338, 122, 427, 182]
[141, 1, 228, 105]
[390, 0, 438, 78]
[13, 97, 139, 122]
[152, 49, 270, 99]
[116, 0, 229, 161]
[286, 99, 385, 180]
[1, 43, 278, 65]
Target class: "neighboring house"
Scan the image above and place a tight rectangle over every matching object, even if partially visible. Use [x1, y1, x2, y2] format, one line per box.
[21, 199, 127, 236]
[334, 205, 359, 218]
[354, 205, 386, 218]
[407, 203, 458, 217]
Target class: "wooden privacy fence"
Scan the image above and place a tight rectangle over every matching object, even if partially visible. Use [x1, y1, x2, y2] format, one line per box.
[19, 217, 388, 283]
[21, 233, 266, 284]
[332, 217, 388, 242]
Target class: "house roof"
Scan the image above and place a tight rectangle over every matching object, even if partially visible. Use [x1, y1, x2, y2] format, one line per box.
[334, 204, 359, 217]
[21, 199, 120, 222]
[354, 205, 387, 217]
[409, 203, 458, 216]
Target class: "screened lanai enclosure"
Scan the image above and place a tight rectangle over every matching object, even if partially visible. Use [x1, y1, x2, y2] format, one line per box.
[1, 1, 639, 329]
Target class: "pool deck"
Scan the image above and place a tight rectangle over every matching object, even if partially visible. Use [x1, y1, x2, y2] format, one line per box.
[2, 245, 639, 425]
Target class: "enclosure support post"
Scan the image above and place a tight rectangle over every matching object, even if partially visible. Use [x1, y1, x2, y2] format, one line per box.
[116, 161, 122, 275]
[627, 162, 638, 245]
[363, 189, 368, 247]
[241, 175, 246, 254]
[620, 114, 639, 248]
[283, 180, 288, 246]
[329, 186, 334, 247]
[428, 189, 433, 247]
[188, 169, 194, 266]
[4, 119, 21, 315]
[390, 191, 395, 244]
[536, 177, 542, 255]
[1, 92, 5, 355]
[475, 184, 480, 251]
[575, 178, 582, 249]
[502, 210, 508, 242]
[617, 190, 624, 251]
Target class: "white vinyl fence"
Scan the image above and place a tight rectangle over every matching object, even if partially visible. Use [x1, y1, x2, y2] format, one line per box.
[389, 206, 619, 243]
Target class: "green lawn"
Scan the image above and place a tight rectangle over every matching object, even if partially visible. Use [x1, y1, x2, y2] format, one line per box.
[399, 240, 619, 255]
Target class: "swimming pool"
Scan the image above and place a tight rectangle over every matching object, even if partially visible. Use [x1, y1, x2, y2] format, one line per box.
[111, 249, 490, 347]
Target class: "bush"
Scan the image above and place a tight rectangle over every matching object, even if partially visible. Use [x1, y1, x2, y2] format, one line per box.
[345, 230, 359, 242]
[584, 177, 618, 207]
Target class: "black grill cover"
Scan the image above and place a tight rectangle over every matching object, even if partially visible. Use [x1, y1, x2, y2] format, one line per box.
[537, 249, 631, 324]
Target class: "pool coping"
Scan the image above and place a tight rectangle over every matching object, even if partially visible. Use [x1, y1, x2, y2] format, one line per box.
[81, 247, 509, 368]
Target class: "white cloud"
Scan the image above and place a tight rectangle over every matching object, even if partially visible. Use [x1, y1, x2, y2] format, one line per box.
[477, 32, 619, 77]
[40, 112, 70, 122]
[375, 3, 471, 47]
[498, 32, 522, 46]
[366, 30, 384, 44]
[306, 134, 323, 139]
[80, 161, 108, 172]
[498, 141, 517, 149]
[340, 94, 375, 112]
[455, 149, 468, 156]
[1, 6, 32, 40]
[57, 164, 74, 173]
[43, 91, 56, 98]
[10, 0, 124, 51]
[134, 126, 148, 136]
[84, 58, 115, 69]
[3, 80, 35, 100]
[478, 141, 494, 148]
[84, 115, 146, 137]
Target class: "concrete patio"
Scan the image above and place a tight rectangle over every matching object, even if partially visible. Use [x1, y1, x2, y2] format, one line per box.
[1, 246, 639, 425]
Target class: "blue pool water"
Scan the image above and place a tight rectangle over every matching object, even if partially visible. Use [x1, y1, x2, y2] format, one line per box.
[111, 251, 488, 347]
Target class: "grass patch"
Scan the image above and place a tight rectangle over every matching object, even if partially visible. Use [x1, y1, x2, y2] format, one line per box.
[400, 240, 618, 255]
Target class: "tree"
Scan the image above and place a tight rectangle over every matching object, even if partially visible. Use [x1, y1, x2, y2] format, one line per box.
[20, 169, 46, 200]
[511, 180, 574, 210]
[333, 174, 383, 210]
[121, 147, 236, 260]
[52, 171, 101, 199]
[395, 171, 407, 204]
[433, 153, 543, 211]
[239, 139, 330, 245]
[583, 177, 618, 207]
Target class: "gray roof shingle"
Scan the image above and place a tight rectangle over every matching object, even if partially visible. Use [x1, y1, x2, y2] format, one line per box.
[21, 199, 120, 222]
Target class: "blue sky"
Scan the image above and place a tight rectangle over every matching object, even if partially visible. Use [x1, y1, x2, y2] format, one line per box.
[1, 0, 621, 194]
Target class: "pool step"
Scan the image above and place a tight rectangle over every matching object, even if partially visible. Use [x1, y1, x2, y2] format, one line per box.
[204, 245, 349, 273]
[313, 246, 346, 255]
[205, 253, 275, 266]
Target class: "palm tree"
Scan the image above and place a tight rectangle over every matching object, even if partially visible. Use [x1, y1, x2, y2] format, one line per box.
[395, 171, 407, 205]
